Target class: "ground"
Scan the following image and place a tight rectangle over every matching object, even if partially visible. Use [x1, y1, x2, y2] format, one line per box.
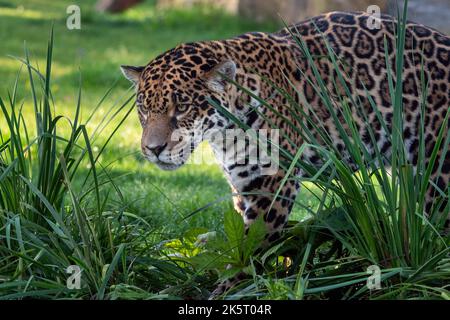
[0, 0, 318, 240]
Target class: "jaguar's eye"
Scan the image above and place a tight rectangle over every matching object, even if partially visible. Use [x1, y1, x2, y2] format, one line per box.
[176, 104, 189, 113]
[136, 93, 145, 106]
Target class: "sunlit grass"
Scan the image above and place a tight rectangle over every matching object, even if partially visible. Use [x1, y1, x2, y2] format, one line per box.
[0, 6, 57, 20]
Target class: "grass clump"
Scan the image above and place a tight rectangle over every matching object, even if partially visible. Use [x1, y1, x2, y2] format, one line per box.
[0, 30, 203, 300]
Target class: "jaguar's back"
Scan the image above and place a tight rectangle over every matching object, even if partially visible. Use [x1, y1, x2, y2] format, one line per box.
[276, 12, 449, 213]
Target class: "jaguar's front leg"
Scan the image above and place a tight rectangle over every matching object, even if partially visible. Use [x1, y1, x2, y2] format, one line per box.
[209, 170, 300, 299]
[241, 174, 299, 242]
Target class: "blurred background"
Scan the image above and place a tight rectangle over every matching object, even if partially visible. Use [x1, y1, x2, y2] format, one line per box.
[1, 0, 450, 106]
[1, 0, 449, 108]
[101, 0, 450, 31]
[0, 0, 449, 229]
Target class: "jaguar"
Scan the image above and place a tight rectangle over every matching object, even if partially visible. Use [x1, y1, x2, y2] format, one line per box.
[121, 11, 450, 298]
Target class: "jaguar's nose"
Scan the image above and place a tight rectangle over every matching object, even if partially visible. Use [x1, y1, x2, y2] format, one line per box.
[145, 143, 167, 157]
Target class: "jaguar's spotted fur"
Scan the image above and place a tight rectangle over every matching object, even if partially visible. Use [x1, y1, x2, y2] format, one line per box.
[121, 11, 450, 298]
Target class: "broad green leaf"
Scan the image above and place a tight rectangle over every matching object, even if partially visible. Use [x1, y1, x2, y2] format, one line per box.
[224, 210, 245, 260]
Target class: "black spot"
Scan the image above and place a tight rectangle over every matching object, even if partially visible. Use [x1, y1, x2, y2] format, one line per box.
[267, 232, 280, 243]
[421, 39, 435, 57]
[237, 200, 246, 211]
[245, 208, 257, 220]
[371, 54, 386, 76]
[330, 12, 356, 25]
[256, 197, 271, 210]
[381, 141, 391, 154]
[413, 25, 432, 38]
[376, 34, 394, 54]
[379, 77, 391, 107]
[427, 61, 446, 80]
[290, 24, 309, 36]
[306, 39, 322, 55]
[246, 110, 259, 127]
[242, 177, 265, 193]
[355, 30, 375, 58]
[333, 25, 356, 47]
[311, 18, 329, 33]
[425, 200, 433, 213]
[200, 64, 213, 72]
[264, 209, 277, 223]
[356, 63, 375, 90]
[404, 29, 418, 51]
[191, 55, 203, 65]
[436, 176, 446, 191]
[402, 73, 418, 95]
[436, 47, 450, 66]
[303, 81, 316, 103]
[274, 215, 287, 229]
[442, 152, 450, 173]
[309, 155, 321, 165]
[409, 100, 419, 112]
[325, 33, 341, 55]
[238, 171, 249, 178]
[434, 33, 450, 46]
[174, 58, 187, 65]
[293, 69, 302, 81]
[385, 112, 393, 125]
[281, 188, 292, 207]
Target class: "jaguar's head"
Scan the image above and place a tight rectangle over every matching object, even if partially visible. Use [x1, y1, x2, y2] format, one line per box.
[121, 43, 237, 171]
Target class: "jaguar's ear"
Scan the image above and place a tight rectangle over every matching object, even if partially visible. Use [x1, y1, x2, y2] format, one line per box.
[120, 65, 145, 86]
[205, 60, 237, 92]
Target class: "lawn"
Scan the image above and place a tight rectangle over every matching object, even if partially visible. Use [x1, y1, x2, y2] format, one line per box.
[0, 0, 315, 244]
